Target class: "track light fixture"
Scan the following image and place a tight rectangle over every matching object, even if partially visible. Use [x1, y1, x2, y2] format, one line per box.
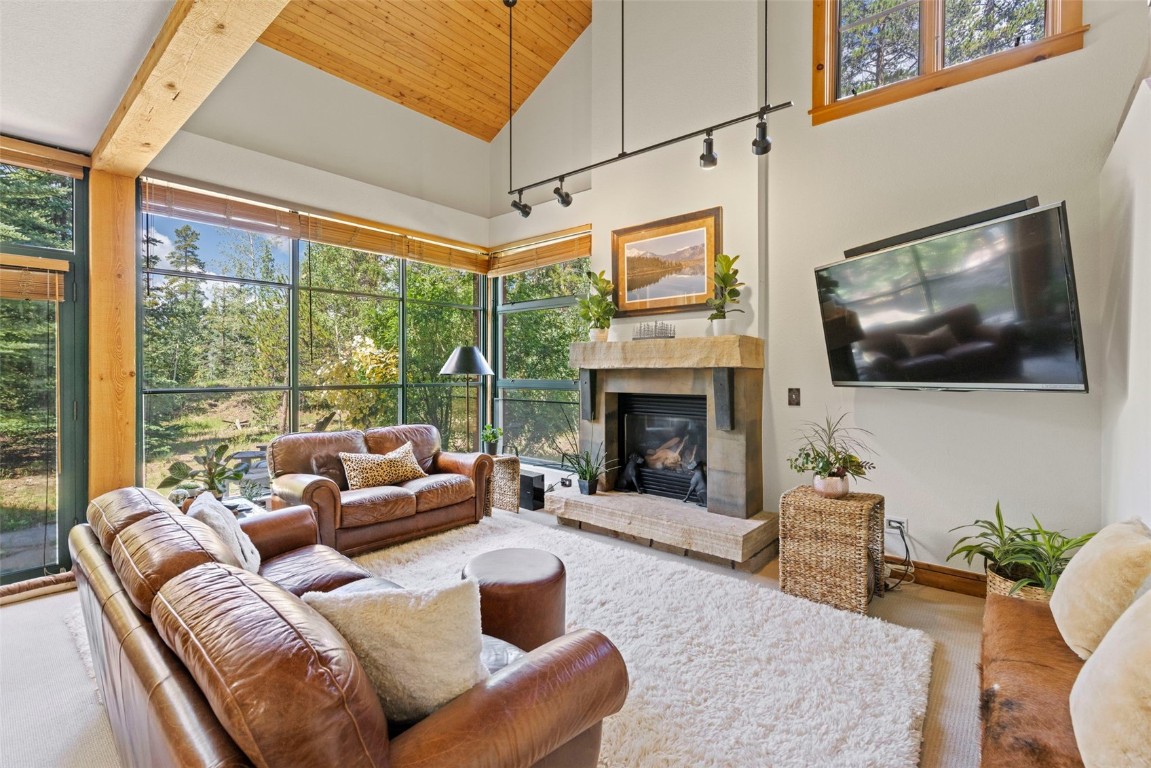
[751, 116, 772, 156]
[553, 178, 573, 207]
[511, 190, 532, 218]
[699, 131, 718, 169]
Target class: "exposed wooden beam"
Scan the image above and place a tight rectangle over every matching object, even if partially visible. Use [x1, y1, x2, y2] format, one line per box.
[91, 0, 290, 176]
[1, 136, 91, 179]
[88, 171, 138, 496]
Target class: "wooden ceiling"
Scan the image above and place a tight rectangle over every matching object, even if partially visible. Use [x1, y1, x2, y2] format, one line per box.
[259, 0, 592, 142]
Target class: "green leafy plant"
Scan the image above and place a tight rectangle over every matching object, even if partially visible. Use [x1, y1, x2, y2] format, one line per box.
[786, 412, 875, 480]
[481, 424, 503, 444]
[561, 443, 616, 482]
[158, 442, 249, 497]
[575, 270, 617, 330]
[947, 503, 1095, 594]
[706, 253, 746, 320]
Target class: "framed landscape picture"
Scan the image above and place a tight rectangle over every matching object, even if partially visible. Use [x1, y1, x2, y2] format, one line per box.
[611, 207, 722, 316]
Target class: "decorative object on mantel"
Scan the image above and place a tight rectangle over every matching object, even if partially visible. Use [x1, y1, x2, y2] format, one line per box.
[575, 270, 617, 342]
[561, 443, 615, 495]
[500, 0, 792, 219]
[947, 502, 1095, 602]
[785, 413, 876, 499]
[706, 253, 745, 325]
[615, 453, 646, 493]
[632, 321, 676, 340]
[682, 461, 707, 507]
[612, 207, 721, 317]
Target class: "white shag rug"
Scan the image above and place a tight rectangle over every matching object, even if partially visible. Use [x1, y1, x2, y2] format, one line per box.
[357, 512, 935, 768]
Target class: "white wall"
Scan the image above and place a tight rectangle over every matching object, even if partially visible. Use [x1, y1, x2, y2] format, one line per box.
[179, 45, 493, 218]
[766, 0, 1150, 566]
[491, 0, 767, 341]
[1100, 77, 1151, 526]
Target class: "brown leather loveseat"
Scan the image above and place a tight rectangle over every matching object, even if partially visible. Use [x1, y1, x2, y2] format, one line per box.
[267, 424, 493, 556]
[71, 487, 628, 768]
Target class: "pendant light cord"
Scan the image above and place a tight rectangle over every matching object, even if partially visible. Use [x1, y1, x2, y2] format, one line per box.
[620, 0, 625, 156]
[762, 0, 768, 107]
[508, 1, 514, 192]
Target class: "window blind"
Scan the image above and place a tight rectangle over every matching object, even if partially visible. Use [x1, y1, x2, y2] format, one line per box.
[0, 137, 89, 180]
[0, 255, 68, 302]
[488, 228, 592, 277]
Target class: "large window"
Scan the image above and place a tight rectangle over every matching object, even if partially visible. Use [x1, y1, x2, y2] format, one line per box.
[1, 163, 87, 583]
[494, 258, 589, 464]
[812, 0, 1087, 124]
[140, 210, 482, 490]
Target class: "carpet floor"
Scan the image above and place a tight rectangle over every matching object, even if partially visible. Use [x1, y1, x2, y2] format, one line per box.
[356, 511, 936, 768]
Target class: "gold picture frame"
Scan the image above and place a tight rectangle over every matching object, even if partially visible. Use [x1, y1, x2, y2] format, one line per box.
[611, 207, 722, 317]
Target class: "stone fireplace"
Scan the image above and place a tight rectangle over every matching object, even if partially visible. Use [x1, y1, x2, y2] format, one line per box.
[548, 335, 777, 571]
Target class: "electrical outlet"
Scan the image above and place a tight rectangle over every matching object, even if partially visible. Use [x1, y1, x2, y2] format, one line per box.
[787, 388, 801, 406]
[885, 517, 909, 560]
[886, 517, 908, 533]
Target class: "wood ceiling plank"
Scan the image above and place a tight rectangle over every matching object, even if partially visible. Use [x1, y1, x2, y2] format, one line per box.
[260, 24, 501, 139]
[93, 0, 290, 176]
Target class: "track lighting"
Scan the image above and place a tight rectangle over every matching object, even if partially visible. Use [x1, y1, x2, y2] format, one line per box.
[553, 178, 573, 207]
[751, 117, 772, 156]
[510, 190, 532, 218]
[699, 131, 718, 169]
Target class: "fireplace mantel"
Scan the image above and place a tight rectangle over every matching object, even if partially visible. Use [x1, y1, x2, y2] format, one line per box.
[570, 335, 764, 371]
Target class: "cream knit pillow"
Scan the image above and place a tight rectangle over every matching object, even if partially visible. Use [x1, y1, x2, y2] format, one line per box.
[1070, 589, 1151, 767]
[302, 579, 488, 722]
[339, 442, 427, 490]
[186, 493, 261, 573]
[1050, 518, 1151, 659]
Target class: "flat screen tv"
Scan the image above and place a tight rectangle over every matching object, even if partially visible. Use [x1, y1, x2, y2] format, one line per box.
[815, 201, 1088, 392]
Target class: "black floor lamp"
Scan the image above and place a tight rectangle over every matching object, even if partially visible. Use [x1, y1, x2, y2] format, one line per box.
[438, 346, 494, 452]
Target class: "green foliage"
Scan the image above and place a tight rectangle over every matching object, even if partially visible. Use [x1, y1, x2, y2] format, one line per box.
[706, 253, 745, 320]
[948, 503, 1095, 594]
[157, 442, 249, 496]
[575, 271, 617, 330]
[561, 443, 616, 482]
[786, 412, 876, 480]
[481, 424, 503, 444]
[0, 164, 73, 249]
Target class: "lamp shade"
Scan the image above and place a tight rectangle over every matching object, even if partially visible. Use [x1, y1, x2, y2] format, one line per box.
[439, 346, 494, 376]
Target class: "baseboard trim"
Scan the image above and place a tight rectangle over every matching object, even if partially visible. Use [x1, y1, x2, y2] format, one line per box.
[885, 556, 986, 598]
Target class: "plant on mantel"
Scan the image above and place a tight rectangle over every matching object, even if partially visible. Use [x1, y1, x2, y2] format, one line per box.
[948, 502, 1095, 598]
[576, 270, 617, 341]
[561, 443, 618, 496]
[785, 413, 875, 499]
[706, 253, 745, 321]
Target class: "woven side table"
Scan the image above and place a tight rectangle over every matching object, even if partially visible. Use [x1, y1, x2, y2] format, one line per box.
[486, 455, 521, 514]
[778, 485, 885, 614]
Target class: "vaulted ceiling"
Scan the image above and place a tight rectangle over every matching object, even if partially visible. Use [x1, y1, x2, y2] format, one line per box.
[258, 0, 592, 142]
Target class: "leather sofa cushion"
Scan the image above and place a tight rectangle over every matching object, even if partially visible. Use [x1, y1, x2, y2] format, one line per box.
[88, 487, 179, 553]
[153, 562, 390, 768]
[259, 544, 373, 596]
[111, 513, 242, 615]
[365, 425, 441, 473]
[399, 474, 474, 512]
[980, 594, 1084, 768]
[341, 486, 417, 528]
[268, 430, 368, 490]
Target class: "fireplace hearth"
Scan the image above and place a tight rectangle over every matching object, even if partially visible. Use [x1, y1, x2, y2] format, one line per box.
[619, 394, 707, 502]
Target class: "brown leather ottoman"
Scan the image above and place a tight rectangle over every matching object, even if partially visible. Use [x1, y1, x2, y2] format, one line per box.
[462, 548, 566, 652]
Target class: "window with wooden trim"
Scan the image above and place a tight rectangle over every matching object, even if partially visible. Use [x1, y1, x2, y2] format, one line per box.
[811, 0, 1089, 124]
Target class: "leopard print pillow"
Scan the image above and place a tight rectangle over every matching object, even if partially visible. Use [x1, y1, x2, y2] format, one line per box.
[340, 443, 428, 490]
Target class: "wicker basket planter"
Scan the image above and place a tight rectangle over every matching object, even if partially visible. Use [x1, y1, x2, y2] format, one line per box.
[985, 567, 1052, 603]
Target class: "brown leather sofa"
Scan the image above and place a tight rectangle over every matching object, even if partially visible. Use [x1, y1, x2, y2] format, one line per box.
[71, 487, 628, 768]
[980, 594, 1084, 767]
[267, 425, 493, 556]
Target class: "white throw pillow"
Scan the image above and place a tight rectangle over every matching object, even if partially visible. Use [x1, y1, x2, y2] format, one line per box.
[186, 494, 261, 574]
[302, 579, 488, 722]
[1070, 590, 1151, 767]
[1050, 518, 1151, 659]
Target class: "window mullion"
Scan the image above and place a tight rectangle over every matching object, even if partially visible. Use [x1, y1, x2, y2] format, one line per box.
[921, 0, 942, 75]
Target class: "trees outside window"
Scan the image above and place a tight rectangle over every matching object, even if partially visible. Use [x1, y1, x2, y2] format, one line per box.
[814, 0, 1085, 124]
[494, 258, 589, 464]
[140, 215, 482, 488]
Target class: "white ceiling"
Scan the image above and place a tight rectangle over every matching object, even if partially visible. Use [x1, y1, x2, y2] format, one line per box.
[0, 0, 174, 153]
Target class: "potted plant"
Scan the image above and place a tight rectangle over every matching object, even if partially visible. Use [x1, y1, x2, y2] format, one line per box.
[705, 253, 745, 332]
[785, 413, 875, 498]
[948, 503, 1095, 601]
[481, 424, 503, 455]
[576, 270, 617, 342]
[158, 442, 250, 504]
[561, 443, 614, 495]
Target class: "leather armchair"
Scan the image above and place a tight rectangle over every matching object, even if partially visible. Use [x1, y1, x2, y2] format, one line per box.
[267, 425, 494, 556]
